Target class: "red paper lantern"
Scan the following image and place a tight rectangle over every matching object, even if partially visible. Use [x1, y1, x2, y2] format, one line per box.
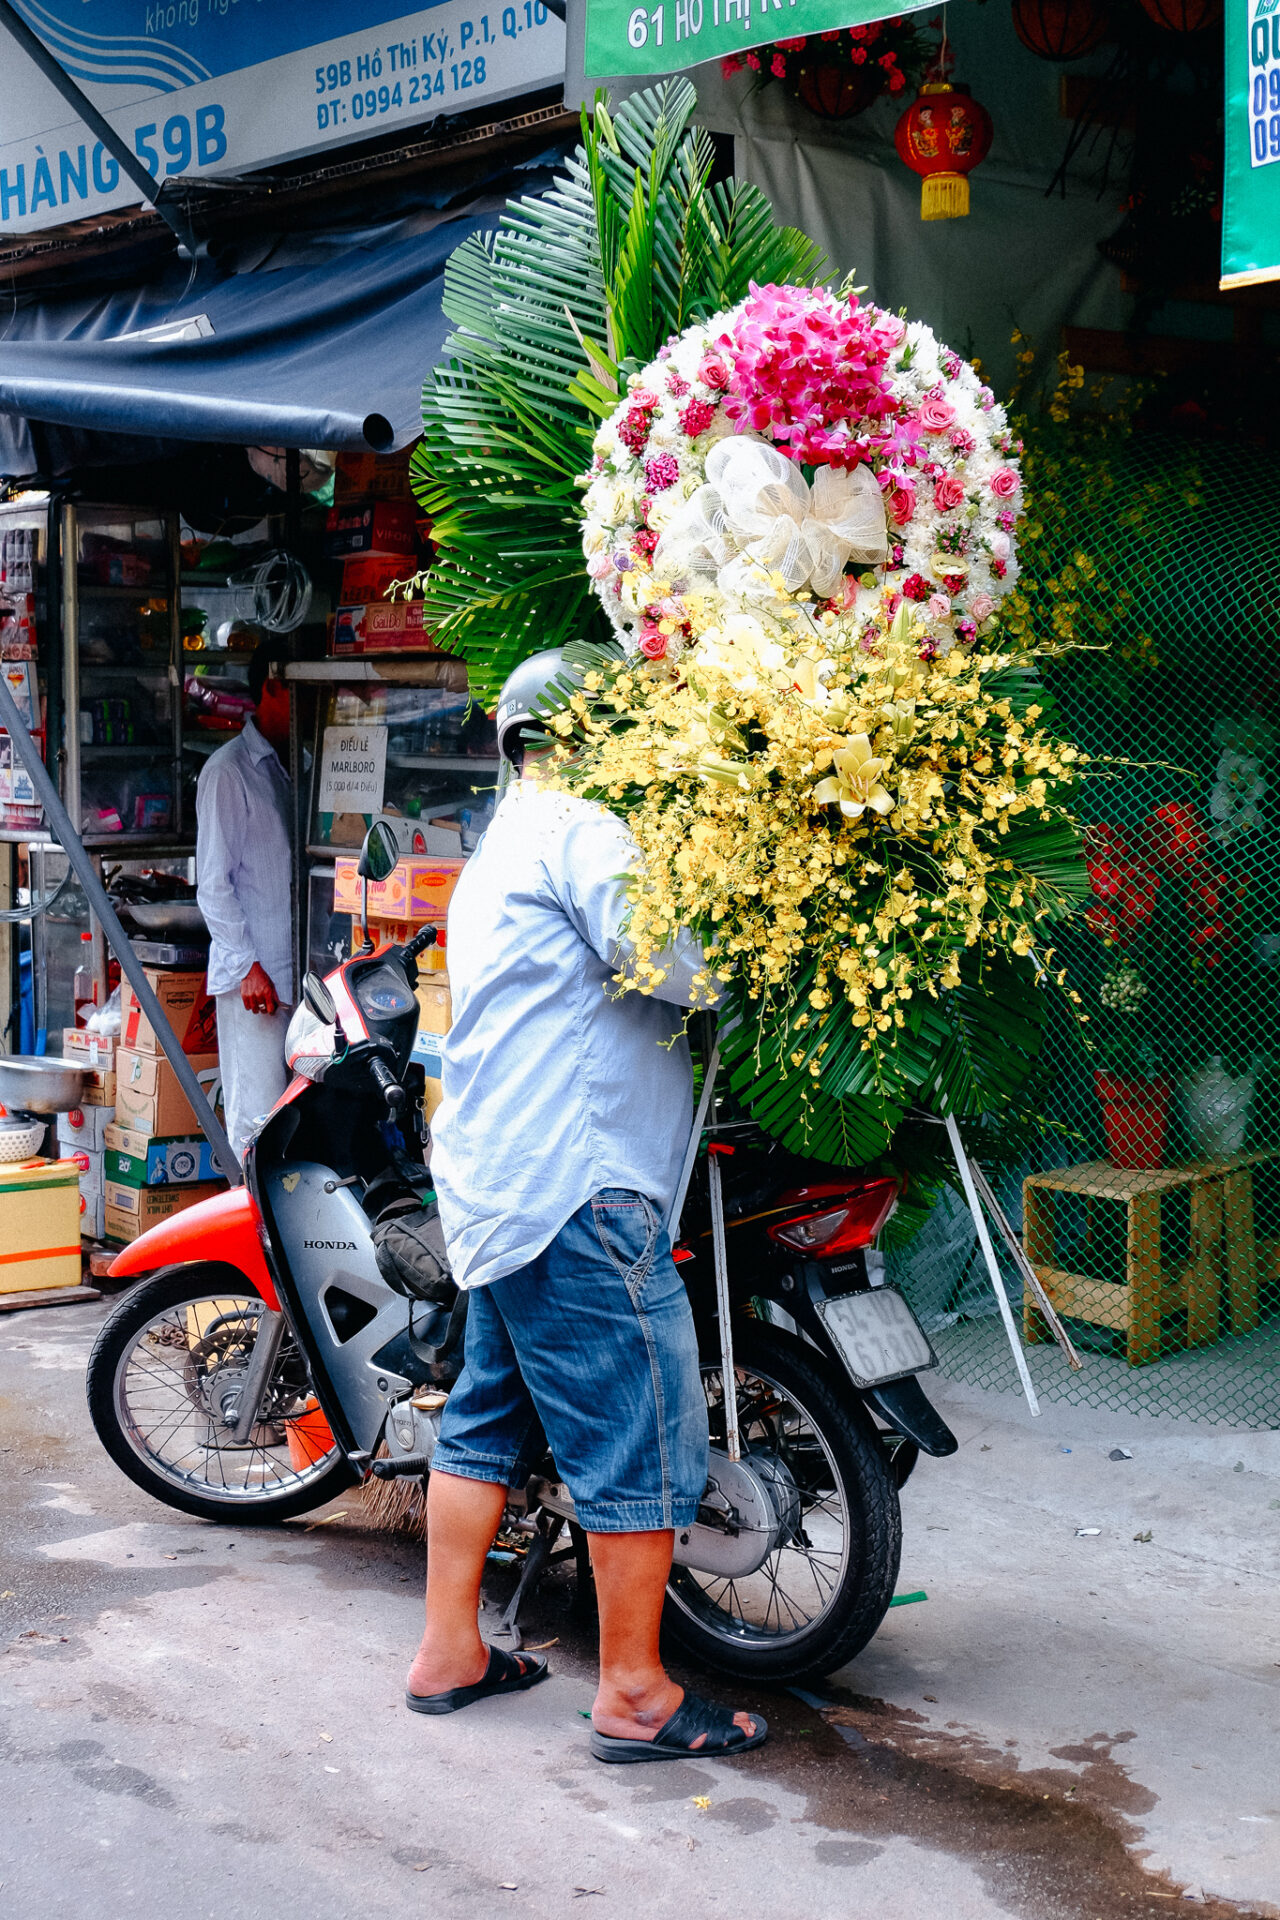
[894, 81, 994, 221]
[1135, 0, 1222, 29]
[1012, 0, 1109, 60]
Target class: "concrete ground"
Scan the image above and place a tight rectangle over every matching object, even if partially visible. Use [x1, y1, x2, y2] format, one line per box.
[1, 1296, 1277, 1920]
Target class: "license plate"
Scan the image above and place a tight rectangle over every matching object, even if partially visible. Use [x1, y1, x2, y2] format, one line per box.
[815, 1287, 936, 1388]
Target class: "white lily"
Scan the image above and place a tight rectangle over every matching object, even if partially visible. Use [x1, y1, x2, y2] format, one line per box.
[813, 735, 896, 819]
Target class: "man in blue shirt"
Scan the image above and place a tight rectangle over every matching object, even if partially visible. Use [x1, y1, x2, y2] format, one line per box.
[406, 651, 766, 1764]
[195, 645, 293, 1162]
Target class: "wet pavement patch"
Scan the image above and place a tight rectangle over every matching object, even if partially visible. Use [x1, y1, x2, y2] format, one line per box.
[760, 1687, 1263, 1920]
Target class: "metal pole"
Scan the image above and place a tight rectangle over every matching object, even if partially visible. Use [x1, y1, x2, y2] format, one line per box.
[707, 1145, 740, 1461]
[0, 1, 198, 257]
[943, 1107, 1040, 1417]
[0, 672, 240, 1182]
[963, 1152, 1084, 1371]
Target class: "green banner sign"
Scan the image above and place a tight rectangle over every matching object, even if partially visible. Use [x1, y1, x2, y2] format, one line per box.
[1222, 0, 1280, 287]
[584, 0, 930, 79]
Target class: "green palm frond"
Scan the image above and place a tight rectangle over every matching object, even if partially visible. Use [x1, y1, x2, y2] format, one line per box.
[415, 82, 826, 704]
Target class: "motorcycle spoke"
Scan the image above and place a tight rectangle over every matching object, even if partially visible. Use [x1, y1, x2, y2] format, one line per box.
[112, 1294, 335, 1504]
[672, 1360, 852, 1648]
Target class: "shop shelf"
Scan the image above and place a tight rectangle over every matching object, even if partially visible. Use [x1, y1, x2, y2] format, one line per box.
[386, 754, 499, 772]
[75, 584, 169, 601]
[79, 743, 171, 759]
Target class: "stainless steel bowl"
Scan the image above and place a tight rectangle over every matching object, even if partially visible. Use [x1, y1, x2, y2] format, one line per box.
[0, 1055, 91, 1114]
[116, 900, 207, 934]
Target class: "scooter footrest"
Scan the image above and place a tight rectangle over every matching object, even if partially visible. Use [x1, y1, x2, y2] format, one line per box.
[369, 1453, 433, 1479]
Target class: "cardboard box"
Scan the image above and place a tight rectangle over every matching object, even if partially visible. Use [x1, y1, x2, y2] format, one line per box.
[104, 1180, 224, 1245]
[114, 1049, 220, 1138]
[82, 1068, 117, 1108]
[61, 1026, 114, 1069]
[324, 498, 419, 559]
[415, 978, 452, 1037]
[0, 1159, 82, 1291]
[104, 1126, 220, 1188]
[333, 446, 415, 502]
[57, 1105, 114, 1154]
[340, 554, 413, 603]
[79, 1186, 105, 1242]
[59, 1030, 115, 1104]
[330, 600, 432, 655]
[121, 968, 218, 1057]
[334, 854, 463, 925]
[66, 1145, 104, 1197]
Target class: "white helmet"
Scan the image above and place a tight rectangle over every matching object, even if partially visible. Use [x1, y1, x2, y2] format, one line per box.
[493, 648, 573, 763]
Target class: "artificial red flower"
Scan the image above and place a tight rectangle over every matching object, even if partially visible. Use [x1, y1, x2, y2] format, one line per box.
[1144, 803, 1207, 873]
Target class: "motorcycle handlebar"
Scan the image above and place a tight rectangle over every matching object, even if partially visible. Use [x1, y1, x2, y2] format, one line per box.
[369, 1054, 407, 1115]
[403, 925, 438, 964]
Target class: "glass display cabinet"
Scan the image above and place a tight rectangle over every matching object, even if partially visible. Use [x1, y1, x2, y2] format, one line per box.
[289, 657, 499, 981]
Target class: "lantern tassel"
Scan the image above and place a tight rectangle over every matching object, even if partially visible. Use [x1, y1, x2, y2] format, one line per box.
[921, 172, 970, 221]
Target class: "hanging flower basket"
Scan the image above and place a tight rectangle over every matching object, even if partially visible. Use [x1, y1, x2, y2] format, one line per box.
[722, 19, 930, 122]
[1095, 1072, 1172, 1170]
[1011, 0, 1111, 61]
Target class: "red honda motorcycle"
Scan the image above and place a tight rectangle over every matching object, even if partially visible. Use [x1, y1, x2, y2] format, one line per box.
[87, 825, 955, 1680]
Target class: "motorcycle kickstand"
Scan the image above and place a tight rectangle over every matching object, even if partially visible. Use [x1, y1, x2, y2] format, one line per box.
[488, 1512, 564, 1653]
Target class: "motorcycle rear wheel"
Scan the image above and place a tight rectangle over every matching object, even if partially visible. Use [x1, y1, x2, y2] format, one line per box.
[663, 1326, 901, 1681]
[86, 1266, 355, 1524]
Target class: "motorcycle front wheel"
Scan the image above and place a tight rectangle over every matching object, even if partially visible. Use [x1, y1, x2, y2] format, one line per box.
[86, 1266, 355, 1524]
[663, 1326, 902, 1681]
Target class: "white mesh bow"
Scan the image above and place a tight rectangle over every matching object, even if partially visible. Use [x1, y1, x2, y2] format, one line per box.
[653, 436, 888, 601]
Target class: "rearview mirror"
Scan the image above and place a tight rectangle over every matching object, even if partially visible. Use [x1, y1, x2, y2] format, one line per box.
[358, 819, 399, 883]
[303, 972, 337, 1024]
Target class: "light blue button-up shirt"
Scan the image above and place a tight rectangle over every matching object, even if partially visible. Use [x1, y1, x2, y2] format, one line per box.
[195, 718, 293, 1003]
[431, 784, 712, 1291]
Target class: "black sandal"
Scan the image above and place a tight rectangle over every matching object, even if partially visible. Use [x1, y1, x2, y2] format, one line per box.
[405, 1645, 549, 1716]
[590, 1689, 768, 1764]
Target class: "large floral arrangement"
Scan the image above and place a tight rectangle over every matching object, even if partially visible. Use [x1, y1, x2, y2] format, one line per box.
[412, 83, 1087, 1164]
[582, 283, 1023, 670]
[547, 283, 1087, 1164]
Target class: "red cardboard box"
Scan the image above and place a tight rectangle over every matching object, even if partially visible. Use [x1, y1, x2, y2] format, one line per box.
[324, 498, 418, 559]
[334, 447, 415, 502]
[330, 601, 432, 655]
[121, 968, 218, 1057]
[340, 555, 413, 604]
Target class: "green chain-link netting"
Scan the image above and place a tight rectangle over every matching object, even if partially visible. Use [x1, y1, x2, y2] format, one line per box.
[893, 425, 1280, 1428]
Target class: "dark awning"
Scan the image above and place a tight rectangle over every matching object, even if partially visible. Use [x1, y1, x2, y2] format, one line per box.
[0, 189, 526, 472]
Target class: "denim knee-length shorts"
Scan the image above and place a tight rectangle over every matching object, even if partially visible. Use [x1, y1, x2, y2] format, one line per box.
[431, 1188, 709, 1532]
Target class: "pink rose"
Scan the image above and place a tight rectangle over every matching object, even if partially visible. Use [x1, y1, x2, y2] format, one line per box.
[698, 353, 731, 391]
[969, 592, 996, 621]
[988, 530, 1011, 560]
[876, 312, 907, 346]
[629, 388, 659, 410]
[917, 395, 955, 434]
[934, 474, 966, 511]
[586, 552, 614, 581]
[638, 629, 667, 660]
[990, 466, 1021, 499]
[888, 484, 916, 527]
[949, 426, 976, 455]
[927, 592, 951, 620]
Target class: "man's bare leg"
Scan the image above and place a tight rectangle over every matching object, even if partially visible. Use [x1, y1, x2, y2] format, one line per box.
[589, 1529, 758, 1744]
[406, 1469, 507, 1696]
